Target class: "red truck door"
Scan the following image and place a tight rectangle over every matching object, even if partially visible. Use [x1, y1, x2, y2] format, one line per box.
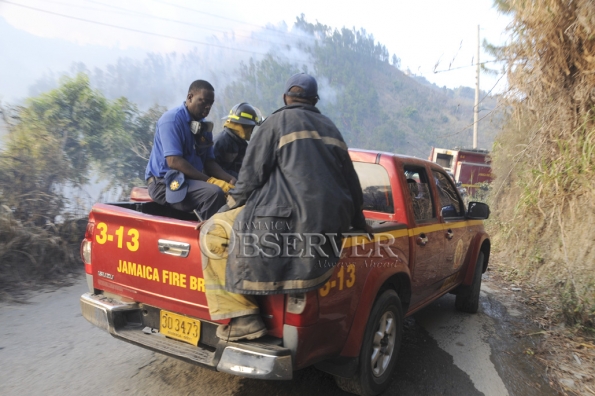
[431, 169, 473, 288]
[403, 165, 447, 307]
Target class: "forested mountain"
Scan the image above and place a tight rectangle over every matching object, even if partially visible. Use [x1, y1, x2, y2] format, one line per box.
[28, 16, 501, 159]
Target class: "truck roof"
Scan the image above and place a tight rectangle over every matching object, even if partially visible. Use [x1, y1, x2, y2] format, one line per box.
[431, 147, 490, 154]
[349, 148, 438, 167]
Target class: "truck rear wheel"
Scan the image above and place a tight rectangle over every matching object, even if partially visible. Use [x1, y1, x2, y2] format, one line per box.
[455, 252, 484, 313]
[334, 290, 403, 396]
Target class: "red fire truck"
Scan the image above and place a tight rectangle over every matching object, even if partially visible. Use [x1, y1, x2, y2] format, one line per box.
[428, 147, 492, 195]
[80, 149, 491, 396]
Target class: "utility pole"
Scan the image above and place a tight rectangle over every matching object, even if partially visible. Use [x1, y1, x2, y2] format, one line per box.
[473, 24, 480, 149]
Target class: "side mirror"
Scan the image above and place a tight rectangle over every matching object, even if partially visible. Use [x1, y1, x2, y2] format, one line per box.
[466, 202, 490, 219]
[441, 205, 459, 218]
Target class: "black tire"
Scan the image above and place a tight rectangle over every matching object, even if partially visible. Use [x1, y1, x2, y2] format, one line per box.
[334, 290, 403, 396]
[455, 252, 484, 313]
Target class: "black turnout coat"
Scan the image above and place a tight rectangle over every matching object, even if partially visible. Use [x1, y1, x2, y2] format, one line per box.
[226, 103, 367, 295]
[213, 127, 248, 178]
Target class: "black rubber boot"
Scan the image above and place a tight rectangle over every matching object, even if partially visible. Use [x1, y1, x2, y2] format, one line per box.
[216, 314, 268, 341]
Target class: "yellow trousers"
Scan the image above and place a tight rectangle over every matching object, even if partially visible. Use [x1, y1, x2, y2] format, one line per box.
[200, 206, 259, 320]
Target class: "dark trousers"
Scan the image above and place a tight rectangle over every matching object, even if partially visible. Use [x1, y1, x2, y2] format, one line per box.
[148, 178, 226, 220]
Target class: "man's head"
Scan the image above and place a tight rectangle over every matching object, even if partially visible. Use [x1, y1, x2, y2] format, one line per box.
[283, 73, 319, 106]
[186, 80, 215, 121]
[222, 102, 262, 141]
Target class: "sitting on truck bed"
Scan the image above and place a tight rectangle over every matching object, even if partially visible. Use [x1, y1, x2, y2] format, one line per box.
[201, 72, 370, 342]
[213, 102, 262, 178]
[144, 79, 236, 220]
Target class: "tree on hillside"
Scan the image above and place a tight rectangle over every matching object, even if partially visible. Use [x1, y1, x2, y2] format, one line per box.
[294, 15, 391, 146]
[221, 55, 304, 117]
[218, 16, 399, 149]
[0, 74, 160, 224]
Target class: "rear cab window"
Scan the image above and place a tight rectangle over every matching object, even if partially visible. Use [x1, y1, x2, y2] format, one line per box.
[353, 162, 394, 214]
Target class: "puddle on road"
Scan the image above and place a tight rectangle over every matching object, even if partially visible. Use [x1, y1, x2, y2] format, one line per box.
[480, 286, 558, 396]
[388, 317, 483, 396]
[411, 279, 558, 396]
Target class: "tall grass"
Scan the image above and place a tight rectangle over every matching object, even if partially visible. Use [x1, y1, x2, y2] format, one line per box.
[490, 0, 595, 327]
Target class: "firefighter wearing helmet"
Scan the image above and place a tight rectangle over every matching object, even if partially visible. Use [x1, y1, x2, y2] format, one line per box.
[213, 102, 262, 178]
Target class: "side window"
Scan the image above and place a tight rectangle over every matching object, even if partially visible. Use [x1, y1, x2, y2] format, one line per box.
[432, 170, 463, 217]
[353, 162, 394, 213]
[404, 167, 435, 222]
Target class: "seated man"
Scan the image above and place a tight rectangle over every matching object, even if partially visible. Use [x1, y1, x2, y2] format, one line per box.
[201, 73, 371, 341]
[145, 80, 236, 220]
[213, 102, 262, 178]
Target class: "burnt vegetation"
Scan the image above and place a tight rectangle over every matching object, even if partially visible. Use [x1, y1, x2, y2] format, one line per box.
[0, 75, 162, 295]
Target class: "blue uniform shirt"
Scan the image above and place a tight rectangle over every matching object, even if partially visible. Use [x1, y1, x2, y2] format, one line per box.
[145, 103, 215, 179]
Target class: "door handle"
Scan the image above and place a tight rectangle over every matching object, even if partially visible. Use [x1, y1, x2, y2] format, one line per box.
[158, 239, 190, 258]
[416, 234, 428, 246]
[446, 229, 454, 240]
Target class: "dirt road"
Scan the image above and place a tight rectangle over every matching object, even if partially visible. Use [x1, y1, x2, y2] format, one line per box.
[0, 275, 556, 396]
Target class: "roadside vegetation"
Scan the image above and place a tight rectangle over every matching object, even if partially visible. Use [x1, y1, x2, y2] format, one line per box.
[489, 0, 595, 392]
[490, 0, 595, 328]
[0, 74, 161, 295]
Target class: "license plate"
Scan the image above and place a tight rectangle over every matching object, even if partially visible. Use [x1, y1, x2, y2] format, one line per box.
[159, 310, 201, 346]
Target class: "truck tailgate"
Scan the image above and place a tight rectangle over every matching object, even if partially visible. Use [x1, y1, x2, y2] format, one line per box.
[90, 203, 211, 321]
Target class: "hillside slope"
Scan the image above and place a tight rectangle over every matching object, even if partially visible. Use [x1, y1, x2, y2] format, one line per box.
[15, 16, 502, 159]
[220, 17, 502, 158]
[369, 65, 500, 157]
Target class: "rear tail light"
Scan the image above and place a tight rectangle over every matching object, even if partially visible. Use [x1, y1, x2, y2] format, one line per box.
[81, 240, 92, 267]
[81, 222, 94, 275]
[285, 290, 319, 326]
[287, 293, 307, 314]
[84, 222, 95, 239]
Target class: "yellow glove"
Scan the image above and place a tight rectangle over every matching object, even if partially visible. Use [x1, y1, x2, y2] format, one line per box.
[207, 177, 234, 193]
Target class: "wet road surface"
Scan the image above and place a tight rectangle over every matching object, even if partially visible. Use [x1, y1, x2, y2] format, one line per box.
[0, 275, 556, 395]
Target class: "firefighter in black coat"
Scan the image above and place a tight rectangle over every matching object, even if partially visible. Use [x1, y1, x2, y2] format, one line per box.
[202, 73, 372, 342]
[213, 103, 262, 178]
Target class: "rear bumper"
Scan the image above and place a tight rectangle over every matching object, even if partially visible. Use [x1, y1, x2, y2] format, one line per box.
[80, 293, 292, 380]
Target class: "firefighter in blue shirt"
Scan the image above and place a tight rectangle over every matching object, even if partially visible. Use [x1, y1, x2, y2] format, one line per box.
[145, 80, 236, 220]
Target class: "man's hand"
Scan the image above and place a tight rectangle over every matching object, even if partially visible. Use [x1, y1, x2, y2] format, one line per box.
[204, 159, 236, 184]
[207, 177, 234, 193]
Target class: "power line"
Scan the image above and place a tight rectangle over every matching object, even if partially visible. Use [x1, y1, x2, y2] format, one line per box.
[433, 60, 499, 74]
[7, 0, 301, 48]
[52, 0, 237, 33]
[74, 0, 294, 47]
[474, 71, 506, 110]
[438, 101, 504, 139]
[148, 0, 299, 40]
[1, 0, 314, 65]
